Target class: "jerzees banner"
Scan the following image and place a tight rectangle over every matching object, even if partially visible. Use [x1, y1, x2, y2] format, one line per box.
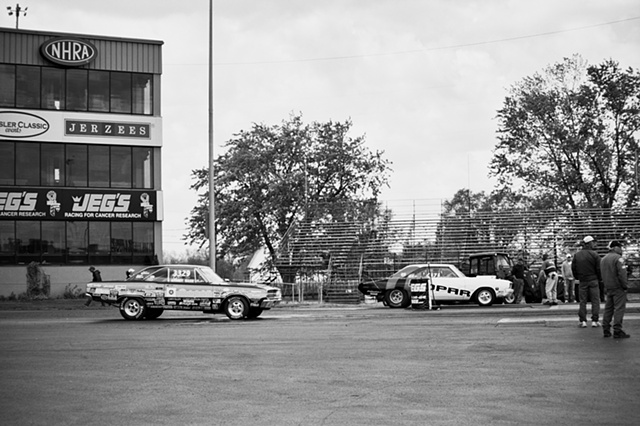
[0, 188, 158, 221]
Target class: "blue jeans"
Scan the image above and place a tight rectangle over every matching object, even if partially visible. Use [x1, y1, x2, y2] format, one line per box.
[578, 280, 600, 322]
[602, 288, 627, 333]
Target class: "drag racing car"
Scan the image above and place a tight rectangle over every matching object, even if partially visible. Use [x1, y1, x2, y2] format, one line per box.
[358, 263, 514, 308]
[85, 264, 282, 320]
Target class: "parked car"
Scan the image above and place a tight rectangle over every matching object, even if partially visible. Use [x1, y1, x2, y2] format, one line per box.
[85, 264, 282, 320]
[468, 252, 516, 303]
[358, 263, 513, 308]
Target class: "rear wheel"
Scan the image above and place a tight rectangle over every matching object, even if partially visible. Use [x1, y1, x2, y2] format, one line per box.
[224, 296, 249, 320]
[385, 289, 410, 308]
[503, 292, 516, 304]
[119, 297, 147, 320]
[476, 289, 496, 307]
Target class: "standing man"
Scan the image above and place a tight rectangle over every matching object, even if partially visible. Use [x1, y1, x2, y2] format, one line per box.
[89, 266, 102, 282]
[561, 254, 575, 303]
[511, 258, 526, 304]
[572, 236, 601, 328]
[601, 240, 630, 338]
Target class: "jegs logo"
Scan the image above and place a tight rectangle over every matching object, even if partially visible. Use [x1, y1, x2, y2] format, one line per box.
[0, 192, 38, 211]
[71, 193, 130, 212]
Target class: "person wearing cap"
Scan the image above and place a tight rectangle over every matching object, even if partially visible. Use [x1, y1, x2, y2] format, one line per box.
[601, 240, 630, 338]
[561, 254, 575, 303]
[572, 236, 602, 328]
[543, 260, 559, 306]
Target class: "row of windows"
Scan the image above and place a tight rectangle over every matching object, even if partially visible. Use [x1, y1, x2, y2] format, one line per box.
[0, 220, 154, 265]
[0, 142, 153, 189]
[0, 64, 153, 115]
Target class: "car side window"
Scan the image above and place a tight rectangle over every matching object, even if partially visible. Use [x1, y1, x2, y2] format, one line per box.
[168, 268, 195, 283]
[144, 267, 169, 282]
[193, 270, 206, 283]
[439, 267, 455, 278]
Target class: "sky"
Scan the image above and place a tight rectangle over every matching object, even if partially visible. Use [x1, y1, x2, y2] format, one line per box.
[5, 0, 640, 256]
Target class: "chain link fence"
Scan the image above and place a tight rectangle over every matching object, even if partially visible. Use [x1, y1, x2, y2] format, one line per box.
[269, 201, 640, 303]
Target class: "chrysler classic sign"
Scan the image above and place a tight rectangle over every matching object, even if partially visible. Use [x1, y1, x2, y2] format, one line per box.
[40, 37, 97, 66]
[0, 111, 50, 138]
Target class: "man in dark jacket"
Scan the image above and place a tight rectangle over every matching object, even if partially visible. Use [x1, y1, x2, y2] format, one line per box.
[572, 236, 601, 328]
[601, 240, 629, 338]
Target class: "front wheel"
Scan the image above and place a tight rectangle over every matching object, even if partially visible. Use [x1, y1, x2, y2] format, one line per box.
[384, 289, 410, 308]
[119, 297, 147, 320]
[224, 296, 249, 320]
[503, 292, 516, 304]
[247, 308, 264, 319]
[475, 289, 496, 307]
[144, 308, 164, 320]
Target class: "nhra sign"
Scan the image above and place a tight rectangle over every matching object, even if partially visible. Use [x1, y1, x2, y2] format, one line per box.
[0, 188, 157, 221]
[40, 37, 97, 67]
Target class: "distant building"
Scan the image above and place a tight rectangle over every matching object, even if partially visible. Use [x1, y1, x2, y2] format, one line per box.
[0, 28, 164, 296]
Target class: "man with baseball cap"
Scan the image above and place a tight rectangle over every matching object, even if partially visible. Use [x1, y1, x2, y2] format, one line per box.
[601, 240, 630, 338]
[572, 236, 601, 328]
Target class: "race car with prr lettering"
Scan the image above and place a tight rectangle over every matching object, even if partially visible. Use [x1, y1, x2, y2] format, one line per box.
[85, 264, 282, 320]
[358, 263, 513, 308]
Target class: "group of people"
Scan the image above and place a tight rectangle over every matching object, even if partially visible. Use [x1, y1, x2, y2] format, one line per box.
[510, 235, 630, 339]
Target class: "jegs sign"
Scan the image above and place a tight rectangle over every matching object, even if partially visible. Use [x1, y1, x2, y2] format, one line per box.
[0, 188, 157, 221]
[40, 37, 97, 67]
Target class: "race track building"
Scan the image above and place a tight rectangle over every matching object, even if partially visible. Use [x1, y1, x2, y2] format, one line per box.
[0, 28, 163, 297]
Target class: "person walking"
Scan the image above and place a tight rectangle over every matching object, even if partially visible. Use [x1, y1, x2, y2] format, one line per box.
[543, 261, 559, 306]
[511, 258, 526, 304]
[561, 254, 575, 303]
[89, 266, 102, 282]
[572, 236, 601, 328]
[601, 240, 630, 338]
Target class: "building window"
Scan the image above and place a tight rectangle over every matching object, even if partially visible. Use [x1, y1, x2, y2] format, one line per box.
[0, 64, 16, 107]
[41, 143, 65, 186]
[88, 145, 110, 188]
[41, 67, 65, 110]
[89, 222, 110, 264]
[111, 146, 132, 188]
[66, 145, 88, 187]
[16, 66, 41, 109]
[42, 221, 65, 263]
[66, 69, 88, 111]
[67, 221, 88, 263]
[16, 142, 40, 186]
[111, 222, 133, 264]
[132, 147, 153, 189]
[0, 221, 15, 264]
[132, 74, 152, 115]
[16, 221, 41, 264]
[88, 70, 110, 112]
[110, 72, 132, 114]
[0, 142, 15, 185]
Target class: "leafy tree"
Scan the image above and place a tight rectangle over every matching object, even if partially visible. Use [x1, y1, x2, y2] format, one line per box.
[186, 114, 392, 273]
[490, 55, 640, 209]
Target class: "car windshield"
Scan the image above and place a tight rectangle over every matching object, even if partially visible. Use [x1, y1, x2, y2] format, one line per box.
[197, 266, 226, 284]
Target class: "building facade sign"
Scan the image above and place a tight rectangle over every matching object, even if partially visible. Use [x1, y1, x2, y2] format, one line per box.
[65, 120, 150, 138]
[0, 109, 161, 146]
[0, 188, 158, 221]
[40, 37, 97, 67]
[0, 111, 50, 138]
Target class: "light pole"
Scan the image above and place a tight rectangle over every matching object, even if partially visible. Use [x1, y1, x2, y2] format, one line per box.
[6, 3, 27, 29]
[208, 0, 216, 271]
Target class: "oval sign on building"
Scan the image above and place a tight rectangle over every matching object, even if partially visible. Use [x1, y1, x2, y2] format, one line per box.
[0, 111, 50, 138]
[40, 37, 97, 67]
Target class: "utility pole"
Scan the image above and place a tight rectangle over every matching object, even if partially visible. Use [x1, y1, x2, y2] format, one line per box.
[6, 3, 27, 29]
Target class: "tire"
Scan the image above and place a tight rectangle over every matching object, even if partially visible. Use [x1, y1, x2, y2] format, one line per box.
[475, 288, 496, 307]
[247, 308, 264, 319]
[119, 297, 147, 320]
[144, 308, 164, 320]
[224, 296, 249, 320]
[384, 288, 410, 308]
[503, 292, 516, 304]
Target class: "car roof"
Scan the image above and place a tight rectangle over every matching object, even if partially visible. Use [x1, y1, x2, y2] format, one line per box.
[401, 264, 457, 268]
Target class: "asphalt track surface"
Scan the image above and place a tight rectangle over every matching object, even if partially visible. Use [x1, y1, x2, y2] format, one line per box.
[1, 299, 639, 426]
